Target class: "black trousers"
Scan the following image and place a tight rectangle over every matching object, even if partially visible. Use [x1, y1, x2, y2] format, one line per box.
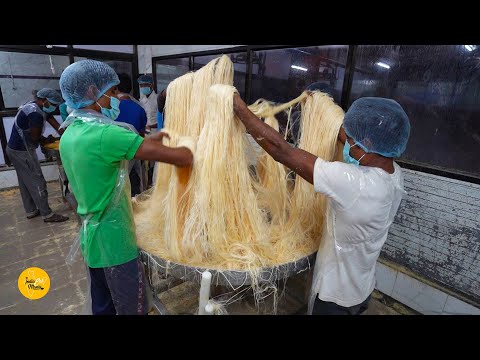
[312, 293, 372, 315]
[89, 257, 147, 315]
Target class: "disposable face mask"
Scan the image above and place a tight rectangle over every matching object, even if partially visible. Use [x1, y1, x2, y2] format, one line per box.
[140, 87, 152, 96]
[43, 104, 57, 113]
[343, 140, 367, 166]
[97, 94, 121, 120]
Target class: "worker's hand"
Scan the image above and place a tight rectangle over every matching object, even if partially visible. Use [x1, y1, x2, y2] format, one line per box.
[233, 93, 248, 114]
[47, 135, 56, 143]
[150, 130, 170, 144]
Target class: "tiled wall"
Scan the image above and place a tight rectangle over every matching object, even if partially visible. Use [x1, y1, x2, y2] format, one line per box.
[375, 262, 480, 315]
[382, 169, 480, 302]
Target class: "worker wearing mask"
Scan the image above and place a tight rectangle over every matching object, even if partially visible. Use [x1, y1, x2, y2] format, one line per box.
[6, 88, 69, 223]
[59, 60, 193, 315]
[232, 93, 410, 315]
[137, 74, 158, 132]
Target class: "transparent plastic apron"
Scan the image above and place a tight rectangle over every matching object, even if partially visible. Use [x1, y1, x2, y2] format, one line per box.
[62, 109, 139, 265]
[61, 110, 139, 314]
[13, 101, 46, 175]
[307, 168, 406, 314]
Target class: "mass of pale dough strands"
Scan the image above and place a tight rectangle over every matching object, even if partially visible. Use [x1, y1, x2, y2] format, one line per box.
[134, 55, 345, 273]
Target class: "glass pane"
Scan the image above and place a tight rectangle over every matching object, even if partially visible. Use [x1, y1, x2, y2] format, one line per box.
[74, 57, 132, 77]
[0, 144, 4, 166]
[155, 58, 190, 93]
[251, 46, 348, 142]
[73, 45, 134, 53]
[2, 115, 62, 162]
[74, 57, 133, 94]
[350, 45, 480, 177]
[251, 46, 348, 104]
[193, 52, 247, 99]
[0, 79, 62, 109]
[0, 52, 69, 108]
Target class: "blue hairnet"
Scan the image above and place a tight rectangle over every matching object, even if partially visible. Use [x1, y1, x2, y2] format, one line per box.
[36, 88, 63, 104]
[59, 60, 120, 109]
[343, 97, 410, 158]
[137, 74, 153, 84]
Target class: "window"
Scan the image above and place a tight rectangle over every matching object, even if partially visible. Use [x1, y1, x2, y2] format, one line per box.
[0, 52, 69, 109]
[0, 143, 5, 166]
[74, 57, 133, 94]
[250, 46, 348, 142]
[73, 45, 134, 53]
[251, 46, 348, 104]
[2, 115, 62, 162]
[154, 58, 190, 93]
[349, 45, 480, 177]
[193, 52, 247, 99]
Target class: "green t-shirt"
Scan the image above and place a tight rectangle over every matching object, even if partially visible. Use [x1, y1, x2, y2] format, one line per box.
[59, 119, 144, 268]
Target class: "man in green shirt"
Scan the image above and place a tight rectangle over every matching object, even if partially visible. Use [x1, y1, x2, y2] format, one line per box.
[59, 60, 193, 315]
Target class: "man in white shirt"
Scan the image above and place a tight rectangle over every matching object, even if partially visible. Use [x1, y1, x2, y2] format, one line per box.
[233, 93, 411, 315]
[138, 74, 158, 132]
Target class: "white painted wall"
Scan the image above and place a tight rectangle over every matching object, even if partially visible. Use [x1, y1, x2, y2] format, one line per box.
[137, 45, 243, 74]
[0, 164, 59, 189]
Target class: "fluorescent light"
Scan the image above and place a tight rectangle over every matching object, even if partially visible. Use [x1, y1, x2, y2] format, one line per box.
[376, 62, 390, 69]
[465, 45, 474, 51]
[291, 65, 308, 71]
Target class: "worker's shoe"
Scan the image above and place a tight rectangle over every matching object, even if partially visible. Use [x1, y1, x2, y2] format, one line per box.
[44, 213, 69, 223]
[26, 210, 40, 219]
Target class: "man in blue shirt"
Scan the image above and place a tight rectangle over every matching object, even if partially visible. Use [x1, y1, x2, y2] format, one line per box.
[6, 88, 69, 222]
[115, 73, 148, 196]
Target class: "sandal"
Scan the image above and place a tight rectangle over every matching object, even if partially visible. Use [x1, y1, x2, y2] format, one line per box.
[44, 213, 69, 223]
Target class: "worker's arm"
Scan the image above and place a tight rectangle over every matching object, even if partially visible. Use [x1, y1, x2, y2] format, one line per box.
[337, 126, 347, 144]
[134, 131, 193, 167]
[233, 93, 317, 184]
[30, 126, 43, 145]
[28, 112, 47, 145]
[46, 114, 65, 135]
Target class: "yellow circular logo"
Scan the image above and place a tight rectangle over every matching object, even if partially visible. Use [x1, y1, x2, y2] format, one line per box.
[18, 267, 50, 300]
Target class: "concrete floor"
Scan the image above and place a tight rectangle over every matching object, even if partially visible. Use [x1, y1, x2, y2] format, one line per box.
[0, 182, 87, 315]
[0, 182, 416, 315]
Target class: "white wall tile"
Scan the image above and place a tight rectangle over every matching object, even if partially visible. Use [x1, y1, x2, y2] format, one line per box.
[375, 263, 398, 296]
[392, 272, 448, 315]
[442, 295, 480, 315]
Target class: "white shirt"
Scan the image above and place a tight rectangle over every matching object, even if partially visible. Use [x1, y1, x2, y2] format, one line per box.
[310, 158, 405, 309]
[140, 90, 158, 127]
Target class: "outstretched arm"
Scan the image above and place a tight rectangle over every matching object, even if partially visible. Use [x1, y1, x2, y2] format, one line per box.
[233, 93, 317, 184]
[134, 131, 193, 167]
